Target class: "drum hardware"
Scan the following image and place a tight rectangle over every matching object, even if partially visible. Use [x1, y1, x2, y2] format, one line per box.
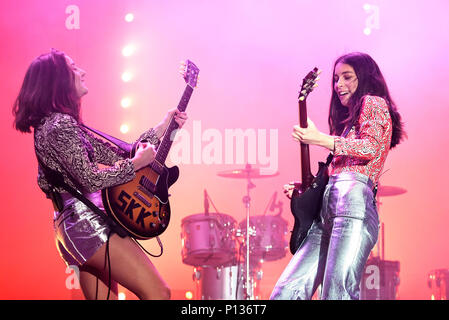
[238, 214, 288, 262]
[218, 165, 283, 300]
[376, 185, 407, 197]
[181, 212, 237, 267]
[361, 181, 405, 300]
[361, 257, 400, 300]
[428, 269, 449, 300]
[192, 262, 263, 300]
[374, 182, 407, 260]
[182, 166, 286, 299]
[242, 164, 256, 299]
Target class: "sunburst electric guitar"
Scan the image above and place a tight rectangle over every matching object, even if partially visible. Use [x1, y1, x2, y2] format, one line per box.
[102, 60, 200, 239]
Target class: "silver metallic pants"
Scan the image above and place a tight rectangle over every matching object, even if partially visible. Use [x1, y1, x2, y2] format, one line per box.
[270, 172, 379, 300]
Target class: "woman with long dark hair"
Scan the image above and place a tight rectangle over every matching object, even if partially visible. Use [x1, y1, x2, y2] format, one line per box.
[271, 52, 405, 300]
[13, 49, 188, 299]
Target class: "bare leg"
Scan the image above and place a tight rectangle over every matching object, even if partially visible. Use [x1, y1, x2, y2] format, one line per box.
[79, 266, 119, 300]
[82, 234, 170, 300]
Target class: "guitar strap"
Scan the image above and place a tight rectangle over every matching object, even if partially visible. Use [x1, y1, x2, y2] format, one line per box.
[35, 152, 129, 238]
[36, 147, 164, 242]
[34, 150, 122, 300]
[81, 124, 133, 155]
[324, 123, 354, 166]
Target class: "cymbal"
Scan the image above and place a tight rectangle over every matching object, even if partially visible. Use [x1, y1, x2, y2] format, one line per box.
[217, 165, 279, 179]
[377, 185, 407, 197]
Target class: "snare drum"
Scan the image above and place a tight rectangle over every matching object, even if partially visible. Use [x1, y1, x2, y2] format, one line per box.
[239, 215, 288, 261]
[181, 213, 237, 267]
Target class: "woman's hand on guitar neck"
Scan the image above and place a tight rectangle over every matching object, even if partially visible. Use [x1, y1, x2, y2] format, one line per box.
[292, 118, 335, 151]
[154, 108, 188, 139]
[152, 61, 191, 139]
[131, 142, 156, 171]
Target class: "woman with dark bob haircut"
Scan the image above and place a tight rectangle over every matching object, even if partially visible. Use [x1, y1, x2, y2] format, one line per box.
[13, 49, 188, 299]
[271, 52, 405, 300]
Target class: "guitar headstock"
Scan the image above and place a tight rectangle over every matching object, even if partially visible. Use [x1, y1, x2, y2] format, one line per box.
[181, 60, 200, 88]
[298, 67, 320, 101]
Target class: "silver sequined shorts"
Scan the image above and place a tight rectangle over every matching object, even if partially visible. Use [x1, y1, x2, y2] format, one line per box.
[53, 191, 112, 267]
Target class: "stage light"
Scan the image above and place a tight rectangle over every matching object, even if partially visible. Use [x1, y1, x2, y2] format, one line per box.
[118, 292, 126, 300]
[363, 3, 380, 36]
[122, 44, 136, 57]
[125, 13, 134, 22]
[121, 97, 132, 108]
[121, 71, 133, 82]
[185, 291, 193, 300]
[120, 123, 130, 134]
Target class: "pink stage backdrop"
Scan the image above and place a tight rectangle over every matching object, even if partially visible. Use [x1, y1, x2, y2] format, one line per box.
[1, 0, 449, 300]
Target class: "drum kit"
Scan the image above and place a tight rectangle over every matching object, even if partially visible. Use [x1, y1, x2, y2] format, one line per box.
[180, 164, 288, 300]
[180, 163, 407, 300]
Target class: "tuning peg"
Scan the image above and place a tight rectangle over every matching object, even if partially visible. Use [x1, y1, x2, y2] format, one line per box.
[313, 83, 319, 88]
[179, 61, 187, 77]
[299, 96, 305, 101]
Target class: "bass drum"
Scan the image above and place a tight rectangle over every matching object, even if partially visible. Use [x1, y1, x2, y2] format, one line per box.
[239, 215, 288, 261]
[181, 213, 237, 267]
[193, 263, 262, 300]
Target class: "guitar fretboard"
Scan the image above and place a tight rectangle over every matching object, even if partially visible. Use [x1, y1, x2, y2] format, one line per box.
[299, 94, 314, 188]
[155, 85, 194, 164]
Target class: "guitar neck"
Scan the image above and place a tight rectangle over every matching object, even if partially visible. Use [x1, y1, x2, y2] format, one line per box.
[155, 85, 194, 164]
[299, 99, 314, 188]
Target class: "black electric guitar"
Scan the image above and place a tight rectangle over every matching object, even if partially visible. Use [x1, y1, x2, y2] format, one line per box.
[102, 60, 200, 240]
[289, 67, 329, 254]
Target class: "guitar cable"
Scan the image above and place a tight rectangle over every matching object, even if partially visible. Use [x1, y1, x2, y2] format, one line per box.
[95, 232, 113, 300]
[133, 236, 164, 258]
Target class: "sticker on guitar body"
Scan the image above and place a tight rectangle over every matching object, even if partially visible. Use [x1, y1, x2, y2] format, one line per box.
[115, 190, 164, 229]
[102, 182, 171, 240]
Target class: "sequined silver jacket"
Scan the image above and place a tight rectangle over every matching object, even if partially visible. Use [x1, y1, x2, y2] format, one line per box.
[34, 112, 159, 195]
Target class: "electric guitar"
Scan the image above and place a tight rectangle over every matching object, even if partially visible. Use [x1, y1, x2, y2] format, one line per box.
[289, 67, 328, 254]
[102, 60, 200, 239]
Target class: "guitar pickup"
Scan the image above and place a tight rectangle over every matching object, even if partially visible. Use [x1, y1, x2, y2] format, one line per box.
[138, 185, 154, 199]
[139, 176, 156, 193]
[133, 191, 152, 208]
[150, 160, 164, 175]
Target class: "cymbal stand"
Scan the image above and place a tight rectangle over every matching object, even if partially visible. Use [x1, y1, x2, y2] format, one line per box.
[242, 164, 256, 300]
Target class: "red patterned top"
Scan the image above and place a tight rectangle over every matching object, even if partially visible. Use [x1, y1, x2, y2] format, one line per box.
[332, 95, 392, 184]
